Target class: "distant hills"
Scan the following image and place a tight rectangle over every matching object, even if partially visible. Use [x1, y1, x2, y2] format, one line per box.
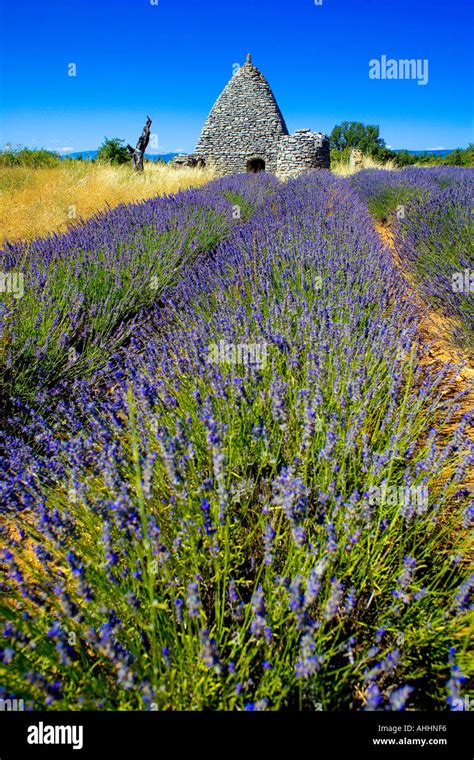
[63, 150, 179, 162]
[392, 149, 455, 157]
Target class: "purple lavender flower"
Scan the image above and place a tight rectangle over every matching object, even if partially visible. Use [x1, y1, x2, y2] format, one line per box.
[174, 597, 184, 624]
[344, 587, 357, 616]
[272, 467, 308, 547]
[446, 647, 468, 709]
[323, 578, 345, 622]
[305, 561, 327, 607]
[227, 579, 244, 621]
[250, 586, 267, 638]
[365, 683, 383, 711]
[295, 632, 324, 678]
[186, 581, 201, 618]
[199, 628, 220, 670]
[263, 521, 276, 565]
[289, 576, 306, 630]
[389, 685, 414, 711]
[201, 497, 216, 537]
[450, 574, 474, 614]
[392, 556, 418, 609]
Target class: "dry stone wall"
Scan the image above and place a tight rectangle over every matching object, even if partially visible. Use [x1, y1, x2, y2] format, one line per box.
[276, 129, 330, 177]
[349, 148, 363, 170]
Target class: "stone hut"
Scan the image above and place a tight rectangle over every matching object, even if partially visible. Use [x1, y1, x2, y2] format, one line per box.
[174, 54, 330, 177]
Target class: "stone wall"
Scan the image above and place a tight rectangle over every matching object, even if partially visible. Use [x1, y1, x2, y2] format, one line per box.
[349, 148, 363, 170]
[172, 154, 205, 169]
[276, 130, 330, 177]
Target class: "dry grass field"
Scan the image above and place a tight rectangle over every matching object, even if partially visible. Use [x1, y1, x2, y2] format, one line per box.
[0, 154, 403, 246]
[0, 161, 216, 245]
[331, 154, 398, 176]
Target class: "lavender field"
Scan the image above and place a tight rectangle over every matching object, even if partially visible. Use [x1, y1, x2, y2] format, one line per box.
[0, 168, 472, 711]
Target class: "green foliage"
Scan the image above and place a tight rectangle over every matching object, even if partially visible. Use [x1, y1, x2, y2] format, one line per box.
[97, 137, 131, 165]
[0, 146, 61, 168]
[392, 150, 418, 167]
[330, 121, 386, 154]
[330, 121, 474, 169]
[400, 146, 474, 168]
[444, 146, 473, 167]
[330, 147, 352, 165]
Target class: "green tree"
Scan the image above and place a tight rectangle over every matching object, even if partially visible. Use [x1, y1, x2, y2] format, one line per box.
[97, 137, 130, 165]
[330, 121, 387, 154]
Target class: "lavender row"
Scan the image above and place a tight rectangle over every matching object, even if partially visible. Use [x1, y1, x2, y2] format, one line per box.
[0, 173, 280, 407]
[392, 177, 474, 354]
[350, 166, 472, 222]
[351, 166, 473, 354]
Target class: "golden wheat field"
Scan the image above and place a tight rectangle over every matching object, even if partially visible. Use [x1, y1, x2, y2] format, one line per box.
[0, 161, 216, 245]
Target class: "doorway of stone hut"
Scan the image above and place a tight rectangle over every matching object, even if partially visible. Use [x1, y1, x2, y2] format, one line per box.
[246, 158, 265, 173]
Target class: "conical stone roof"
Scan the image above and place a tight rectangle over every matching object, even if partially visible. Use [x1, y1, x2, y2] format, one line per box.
[195, 54, 289, 174]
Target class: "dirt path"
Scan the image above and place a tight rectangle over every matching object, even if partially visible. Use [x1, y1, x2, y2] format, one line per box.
[376, 221, 474, 456]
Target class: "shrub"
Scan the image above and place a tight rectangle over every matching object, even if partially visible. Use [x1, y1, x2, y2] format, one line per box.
[0, 146, 61, 168]
[97, 137, 131, 165]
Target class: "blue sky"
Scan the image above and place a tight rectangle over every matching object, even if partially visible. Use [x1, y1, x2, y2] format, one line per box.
[0, 0, 472, 153]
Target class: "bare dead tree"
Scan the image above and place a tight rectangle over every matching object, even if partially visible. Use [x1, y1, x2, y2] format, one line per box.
[127, 116, 152, 171]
